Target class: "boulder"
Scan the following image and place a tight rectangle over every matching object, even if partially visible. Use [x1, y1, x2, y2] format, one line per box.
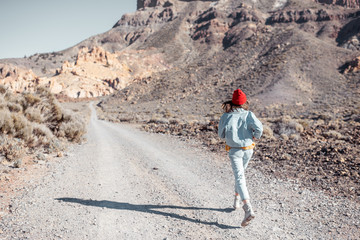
[344, 56, 360, 73]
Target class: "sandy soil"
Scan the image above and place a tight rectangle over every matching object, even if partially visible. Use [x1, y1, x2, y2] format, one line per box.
[0, 103, 359, 239]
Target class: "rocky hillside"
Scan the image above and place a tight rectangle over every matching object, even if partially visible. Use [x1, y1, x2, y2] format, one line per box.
[96, 0, 359, 201]
[316, 0, 360, 8]
[0, 0, 359, 201]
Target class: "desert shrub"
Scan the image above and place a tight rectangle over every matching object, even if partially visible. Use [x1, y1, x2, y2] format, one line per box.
[288, 120, 304, 133]
[25, 107, 43, 123]
[280, 133, 289, 140]
[0, 136, 25, 161]
[45, 101, 64, 130]
[289, 134, 301, 141]
[262, 124, 274, 138]
[29, 123, 55, 147]
[298, 119, 310, 129]
[12, 112, 33, 141]
[58, 120, 85, 142]
[323, 130, 343, 139]
[61, 109, 74, 122]
[24, 93, 41, 106]
[0, 85, 86, 161]
[7, 102, 22, 112]
[0, 109, 14, 133]
[273, 115, 304, 137]
[32, 122, 53, 138]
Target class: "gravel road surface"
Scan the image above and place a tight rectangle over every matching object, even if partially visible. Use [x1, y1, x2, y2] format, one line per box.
[0, 104, 359, 239]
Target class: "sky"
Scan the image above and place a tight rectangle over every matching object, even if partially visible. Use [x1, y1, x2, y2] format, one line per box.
[0, 0, 136, 59]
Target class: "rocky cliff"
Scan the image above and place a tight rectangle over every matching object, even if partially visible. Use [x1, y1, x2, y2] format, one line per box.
[136, 0, 218, 10]
[316, 0, 360, 8]
[0, 46, 168, 98]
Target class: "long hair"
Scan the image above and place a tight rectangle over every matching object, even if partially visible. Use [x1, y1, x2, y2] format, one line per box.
[222, 100, 249, 113]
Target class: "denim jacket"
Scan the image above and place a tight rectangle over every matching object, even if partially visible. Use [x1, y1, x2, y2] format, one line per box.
[218, 108, 263, 148]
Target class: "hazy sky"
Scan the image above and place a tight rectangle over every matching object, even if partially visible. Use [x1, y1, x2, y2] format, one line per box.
[0, 0, 136, 59]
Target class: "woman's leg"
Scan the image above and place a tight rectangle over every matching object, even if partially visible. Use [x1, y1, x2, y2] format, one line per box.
[241, 149, 254, 204]
[229, 149, 250, 201]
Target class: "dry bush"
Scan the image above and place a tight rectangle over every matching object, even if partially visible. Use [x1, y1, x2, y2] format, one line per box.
[12, 112, 33, 141]
[30, 123, 54, 147]
[56, 109, 86, 142]
[58, 120, 85, 142]
[289, 134, 301, 141]
[0, 85, 86, 161]
[25, 107, 43, 123]
[32, 122, 53, 138]
[7, 102, 22, 112]
[23, 93, 41, 106]
[323, 130, 343, 139]
[272, 115, 304, 137]
[262, 124, 274, 139]
[0, 136, 25, 161]
[0, 108, 14, 133]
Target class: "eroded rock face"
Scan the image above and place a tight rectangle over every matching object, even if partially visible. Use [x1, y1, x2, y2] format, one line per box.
[316, 0, 360, 8]
[114, 7, 176, 28]
[1, 46, 168, 98]
[50, 46, 132, 98]
[50, 46, 168, 98]
[268, 9, 360, 24]
[191, 8, 229, 44]
[137, 0, 162, 9]
[136, 0, 217, 10]
[223, 5, 265, 48]
[191, 4, 265, 47]
[0, 64, 39, 93]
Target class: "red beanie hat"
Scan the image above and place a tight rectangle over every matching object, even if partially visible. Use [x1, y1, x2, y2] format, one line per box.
[232, 89, 247, 105]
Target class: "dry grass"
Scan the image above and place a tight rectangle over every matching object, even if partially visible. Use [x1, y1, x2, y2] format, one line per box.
[0, 85, 86, 162]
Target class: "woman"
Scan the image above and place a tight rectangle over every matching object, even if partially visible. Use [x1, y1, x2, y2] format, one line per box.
[218, 89, 263, 227]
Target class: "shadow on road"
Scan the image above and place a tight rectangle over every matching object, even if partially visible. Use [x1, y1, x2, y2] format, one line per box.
[56, 197, 240, 229]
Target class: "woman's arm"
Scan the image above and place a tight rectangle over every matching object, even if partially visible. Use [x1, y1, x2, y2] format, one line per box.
[218, 114, 227, 139]
[248, 112, 263, 139]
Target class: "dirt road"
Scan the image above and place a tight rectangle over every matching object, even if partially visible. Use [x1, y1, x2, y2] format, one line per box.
[0, 104, 359, 239]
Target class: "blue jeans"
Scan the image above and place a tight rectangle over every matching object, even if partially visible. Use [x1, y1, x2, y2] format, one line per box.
[229, 148, 254, 201]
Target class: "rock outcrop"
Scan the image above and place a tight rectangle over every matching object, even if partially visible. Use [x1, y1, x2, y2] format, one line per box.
[50, 46, 168, 98]
[316, 0, 360, 8]
[191, 4, 265, 47]
[114, 6, 176, 28]
[136, 0, 217, 10]
[223, 4, 265, 48]
[268, 9, 360, 24]
[191, 8, 229, 44]
[344, 56, 360, 73]
[1, 46, 168, 98]
[0, 64, 39, 93]
[137, 0, 163, 9]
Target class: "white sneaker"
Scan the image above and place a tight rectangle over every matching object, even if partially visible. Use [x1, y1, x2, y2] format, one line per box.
[233, 195, 241, 210]
[241, 203, 255, 227]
